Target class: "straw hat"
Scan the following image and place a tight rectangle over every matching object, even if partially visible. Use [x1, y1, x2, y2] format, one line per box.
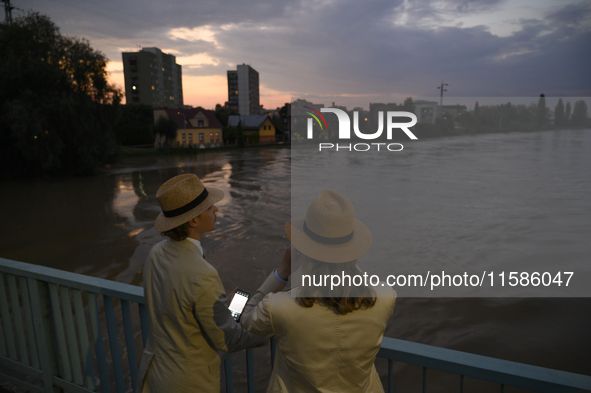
[286, 190, 372, 263]
[154, 174, 224, 233]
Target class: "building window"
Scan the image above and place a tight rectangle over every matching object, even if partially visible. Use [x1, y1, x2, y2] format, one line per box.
[210, 133, 213, 142]
[199, 133, 204, 142]
[198, 120, 204, 127]
[182, 134, 186, 143]
[215, 132, 220, 142]
[189, 133, 193, 143]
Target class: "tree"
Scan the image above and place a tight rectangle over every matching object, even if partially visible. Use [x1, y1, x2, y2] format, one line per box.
[571, 100, 588, 127]
[236, 121, 245, 147]
[474, 101, 480, 115]
[565, 102, 572, 125]
[536, 94, 547, 127]
[223, 126, 237, 145]
[554, 99, 565, 128]
[402, 97, 415, 113]
[0, 12, 121, 177]
[153, 114, 178, 147]
[214, 103, 229, 127]
[113, 104, 154, 145]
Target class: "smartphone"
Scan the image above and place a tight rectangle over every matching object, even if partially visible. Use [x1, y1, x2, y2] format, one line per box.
[228, 289, 250, 322]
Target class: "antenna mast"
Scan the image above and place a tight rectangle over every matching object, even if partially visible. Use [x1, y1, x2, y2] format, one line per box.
[437, 82, 448, 106]
[2, 0, 14, 23]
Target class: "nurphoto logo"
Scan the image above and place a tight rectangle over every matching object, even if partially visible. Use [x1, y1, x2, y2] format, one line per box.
[305, 107, 418, 152]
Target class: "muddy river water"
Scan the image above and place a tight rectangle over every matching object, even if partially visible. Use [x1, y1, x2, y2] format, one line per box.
[1, 132, 590, 391]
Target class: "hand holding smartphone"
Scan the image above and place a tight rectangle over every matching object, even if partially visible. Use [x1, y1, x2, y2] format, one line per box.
[228, 289, 250, 322]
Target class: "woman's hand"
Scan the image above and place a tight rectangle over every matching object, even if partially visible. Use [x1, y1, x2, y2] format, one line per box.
[276, 246, 291, 280]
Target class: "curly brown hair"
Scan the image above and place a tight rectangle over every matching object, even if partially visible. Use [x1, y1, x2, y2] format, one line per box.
[295, 257, 376, 315]
[161, 222, 191, 241]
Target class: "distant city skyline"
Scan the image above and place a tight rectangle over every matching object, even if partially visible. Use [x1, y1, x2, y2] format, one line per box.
[9, 0, 591, 109]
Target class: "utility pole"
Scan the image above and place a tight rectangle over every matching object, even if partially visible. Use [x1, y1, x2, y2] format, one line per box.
[437, 82, 448, 106]
[2, 0, 14, 23]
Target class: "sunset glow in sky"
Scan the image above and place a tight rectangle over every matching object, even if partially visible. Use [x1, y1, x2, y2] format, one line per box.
[14, 0, 591, 110]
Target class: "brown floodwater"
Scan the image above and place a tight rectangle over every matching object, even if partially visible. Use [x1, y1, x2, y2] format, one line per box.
[1, 143, 589, 392]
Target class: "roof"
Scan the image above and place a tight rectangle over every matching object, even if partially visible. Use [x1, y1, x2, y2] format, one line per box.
[227, 115, 270, 129]
[155, 107, 222, 129]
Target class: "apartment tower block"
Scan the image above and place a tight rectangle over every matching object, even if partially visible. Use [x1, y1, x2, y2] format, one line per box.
[122, 47, 183, 108]
[227, 64, 259, 115]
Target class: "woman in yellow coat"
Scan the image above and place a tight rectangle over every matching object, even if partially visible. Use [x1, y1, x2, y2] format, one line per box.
[241, 190, 396, 392]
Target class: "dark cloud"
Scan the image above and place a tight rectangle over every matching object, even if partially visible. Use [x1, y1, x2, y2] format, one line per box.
[546, 1, 591, 28]
[13, 0, 591, 105]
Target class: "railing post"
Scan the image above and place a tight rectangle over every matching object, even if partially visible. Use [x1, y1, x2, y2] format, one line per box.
[387, 359, 394, 393]
[224, 354, 234, 393]
[246, 348, 255, 393]
[28, 278, 63, 393]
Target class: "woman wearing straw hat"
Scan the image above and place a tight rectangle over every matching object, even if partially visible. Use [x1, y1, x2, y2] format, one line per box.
[241, 190, 397, 393]
[136, 174, 267, 393]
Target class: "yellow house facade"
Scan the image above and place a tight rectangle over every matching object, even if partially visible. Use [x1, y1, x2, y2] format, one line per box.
[227, 114, 277, 144]
[154, 108, 223, 147]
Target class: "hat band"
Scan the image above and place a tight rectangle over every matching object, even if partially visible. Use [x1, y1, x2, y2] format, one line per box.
[303, 221, 354, 245]
[162, 188, 209, 218]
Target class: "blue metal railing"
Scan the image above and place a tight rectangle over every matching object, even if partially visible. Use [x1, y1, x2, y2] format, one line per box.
[1, 256, 590, 393]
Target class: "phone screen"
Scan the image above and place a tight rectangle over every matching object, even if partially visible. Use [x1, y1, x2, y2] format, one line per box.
[228, 290, 250, 321]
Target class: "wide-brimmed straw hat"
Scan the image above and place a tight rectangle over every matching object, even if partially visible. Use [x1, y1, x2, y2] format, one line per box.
[285, 190, 372, 263]
[154, 174, 224, 233]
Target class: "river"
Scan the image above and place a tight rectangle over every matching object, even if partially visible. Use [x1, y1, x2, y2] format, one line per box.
[1, 131, 589, 391]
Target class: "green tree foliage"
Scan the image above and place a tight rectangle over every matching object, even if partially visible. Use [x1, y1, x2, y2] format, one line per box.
[214, 103, 230, 127]
[113, 104, 154, 146]
[237, 121, 245, 147]
[223, 126, 237, 145]
[402, 97, 415, 113]
[153, 114, 178, 146]
[571, 100, 588, 127]
[565, 102, 572, 124]
[0, 12, 121, 178]
[554, 99, 565, 128]
[536, 94, 547, 127]
[456, 102, 536, 134]
[434, 114, 455, 134]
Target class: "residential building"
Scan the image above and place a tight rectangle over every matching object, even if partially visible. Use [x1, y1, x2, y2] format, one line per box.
[414, 100, 439, 124]
[228, 115, 276, 144]
[154, 108, 222, 147]
[122, 48, 183, 108]
[369, 103, 398, 132]
[227, 64, 259, 115]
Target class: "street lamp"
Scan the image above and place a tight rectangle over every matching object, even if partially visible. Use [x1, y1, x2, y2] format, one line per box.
[178, 111, 187, 146]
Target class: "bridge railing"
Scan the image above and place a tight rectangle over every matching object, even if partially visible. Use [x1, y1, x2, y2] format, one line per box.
[1, 257, 590, 393]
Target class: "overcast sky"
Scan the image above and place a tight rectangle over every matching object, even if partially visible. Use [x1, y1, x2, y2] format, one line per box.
[12, 0, 591, 109]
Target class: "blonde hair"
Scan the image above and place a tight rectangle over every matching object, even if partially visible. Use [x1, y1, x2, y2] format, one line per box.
[296, 257, 376, 315]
